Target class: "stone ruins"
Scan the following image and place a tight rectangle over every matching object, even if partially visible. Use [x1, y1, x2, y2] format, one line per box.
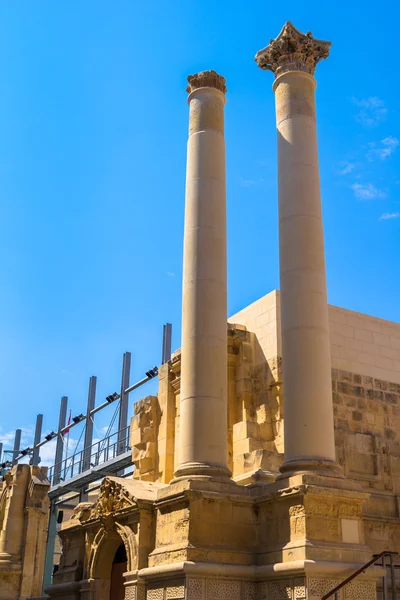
[1, 21, 400, 600]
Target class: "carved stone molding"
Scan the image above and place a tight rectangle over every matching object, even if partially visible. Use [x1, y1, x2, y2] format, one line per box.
[89, 478, 136, 520]
[255, 21, 331, 76]
[186, 70, 227, 94]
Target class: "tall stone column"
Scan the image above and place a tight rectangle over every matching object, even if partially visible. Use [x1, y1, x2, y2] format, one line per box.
[256, 23, 340, 476]
[174, 70, 231, 481]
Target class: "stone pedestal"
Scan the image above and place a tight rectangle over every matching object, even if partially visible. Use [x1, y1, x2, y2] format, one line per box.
[129, 474, 379, 600]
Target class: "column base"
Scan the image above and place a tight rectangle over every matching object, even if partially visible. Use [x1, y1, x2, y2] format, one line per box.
[171, 461, 232, 483]
[278, 457, 342, 479]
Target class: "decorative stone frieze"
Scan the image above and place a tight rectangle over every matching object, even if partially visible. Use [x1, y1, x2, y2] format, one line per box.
[309, 578, 342, 598]
[125, 586, 137, 600]
[187, 578, 204, 600]
[269, 578, 292, 599]
[344, 579, 376, 599]
[165, 584, 185, 599]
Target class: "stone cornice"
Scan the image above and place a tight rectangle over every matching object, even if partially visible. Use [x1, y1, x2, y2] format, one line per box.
[255, 21, 331, 77]
[186, 70, 227, 94]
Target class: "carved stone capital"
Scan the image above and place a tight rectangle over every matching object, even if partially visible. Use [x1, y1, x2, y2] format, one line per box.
[255, 21, 331, 77]
[186, 70, 227, 94]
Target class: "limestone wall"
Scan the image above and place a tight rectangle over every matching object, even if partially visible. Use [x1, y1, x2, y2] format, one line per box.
[228, 290, 281, 366]
[329, 305, 400, 384]
[228, 291, 400, 556]
[130, 290, 400, 558]
[228, 289, 400, 385]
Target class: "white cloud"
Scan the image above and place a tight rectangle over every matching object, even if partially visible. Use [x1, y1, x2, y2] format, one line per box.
[352, 96, 387, 127]
[0, 425, 86, 471]
[367, 136, 399, 161]
[166, 272, 175, 277]
[337, 162, 355, 175]
[351, 183, 387, 200]
[379, 212, 400, 220]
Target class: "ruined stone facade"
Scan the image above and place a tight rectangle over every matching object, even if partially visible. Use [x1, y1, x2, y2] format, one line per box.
[43, 21, 400, 600]
[44, 291, 399, 599]
[0, 464, 50, 599]
[130, 290, 400, 563]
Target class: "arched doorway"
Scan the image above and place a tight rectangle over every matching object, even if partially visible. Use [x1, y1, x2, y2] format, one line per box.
[110, 543, 127, 600]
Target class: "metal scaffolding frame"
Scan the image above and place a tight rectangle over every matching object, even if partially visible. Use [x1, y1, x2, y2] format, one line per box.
[0, 321, 173, 593]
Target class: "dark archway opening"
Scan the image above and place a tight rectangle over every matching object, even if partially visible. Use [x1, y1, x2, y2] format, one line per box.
[110, 543, 127, 600]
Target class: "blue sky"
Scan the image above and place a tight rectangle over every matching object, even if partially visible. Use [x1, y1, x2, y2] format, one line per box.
[0, 1, 399, 464]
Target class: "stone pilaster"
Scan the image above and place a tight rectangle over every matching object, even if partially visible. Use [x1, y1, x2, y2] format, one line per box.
[256, 23, 339, 477]
[174, 70, 230, 481]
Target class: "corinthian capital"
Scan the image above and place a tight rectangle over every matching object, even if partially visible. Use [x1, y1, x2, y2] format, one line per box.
[255, 22, 331, 77]
[186, 70, 227, 94]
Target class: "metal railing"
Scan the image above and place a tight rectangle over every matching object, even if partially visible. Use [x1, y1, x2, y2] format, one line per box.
[47, 425, 130, 487]
[321, 551, 398, 600]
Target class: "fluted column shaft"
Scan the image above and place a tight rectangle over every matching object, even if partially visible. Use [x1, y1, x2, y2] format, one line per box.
[174, 71, 230, 481]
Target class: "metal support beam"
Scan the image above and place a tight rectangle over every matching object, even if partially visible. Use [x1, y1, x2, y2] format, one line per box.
[42, 499, 58, 592]
[82, 377, 97, 472]
[117, 352, 131, 455]
[162, 323, 172, 364]
[32, 414, 43, 466]
[12, 429, 21, 466]
[10, 366, 156, 466]
[53, 397, 68, 486]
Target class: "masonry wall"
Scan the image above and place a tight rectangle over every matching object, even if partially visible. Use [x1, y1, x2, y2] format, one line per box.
[229, 291, 400, 556]
[229, 290, 400, 385]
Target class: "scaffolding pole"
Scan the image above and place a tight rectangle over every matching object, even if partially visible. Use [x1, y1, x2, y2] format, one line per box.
[117, 352, 131, 456]
[12, 429, 21, 466]
[53, 397, 68, 485]
[82, 376, 96, 472]
[42, 499, 58, 593]
[32, 414, 43, 466]
[162, 323, 172, 364]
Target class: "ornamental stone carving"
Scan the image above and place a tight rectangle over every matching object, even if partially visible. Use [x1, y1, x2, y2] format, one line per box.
[309, 579, 342, 598]
[186, 70, 227, 94]
[125, 586, 136, 600]
[187, 578, 205, 600]
[89, 478, 136, 519]
[255, 21, 331, 76]
[269, 579, 292, 599]
[166, 584, 185, 599]
[207, 579, 240, 600]
[344, 580, 376, 599]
